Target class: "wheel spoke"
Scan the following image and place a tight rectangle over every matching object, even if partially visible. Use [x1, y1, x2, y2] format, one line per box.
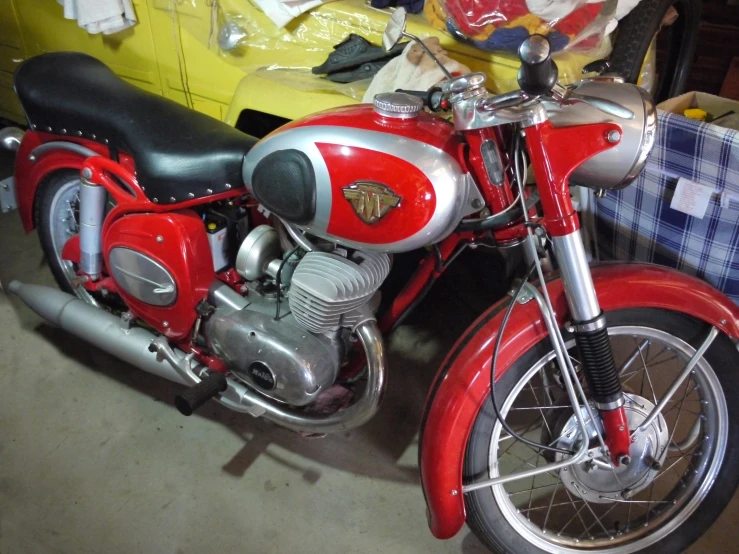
[578, 501, 619, 539]
[526, 381, 554, 439]
[645, 482, 656, 524]
[636, 338, 662, 431]
[542, 473, 561, 530]
[557, 490, 590, 536]
[487, 326, 724, 550]
[578, 493, 612, 538]
[666, 378, 697, 450]
[508, 482, 560, 497]
[618, 339, 649, 376]
[527, 456, 539, 516]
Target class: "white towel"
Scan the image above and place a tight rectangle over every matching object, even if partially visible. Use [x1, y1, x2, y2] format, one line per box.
[363, 39, 470, 104]
[252, 0, 335, 29]
[58, 0, 137, 35]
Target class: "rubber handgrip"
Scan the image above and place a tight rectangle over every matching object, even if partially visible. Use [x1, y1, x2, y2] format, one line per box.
[518, 59, 558, 97]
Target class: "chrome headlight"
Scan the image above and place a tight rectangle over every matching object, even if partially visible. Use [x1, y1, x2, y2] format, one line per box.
[545, 80, 657, 190]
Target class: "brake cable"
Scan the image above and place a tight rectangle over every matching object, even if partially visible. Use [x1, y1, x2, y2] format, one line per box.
[489, 130, 574, 456]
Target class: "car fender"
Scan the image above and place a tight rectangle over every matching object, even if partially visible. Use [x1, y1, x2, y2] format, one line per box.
[223, 73, 356, 128]
[420, 262, 739, 540]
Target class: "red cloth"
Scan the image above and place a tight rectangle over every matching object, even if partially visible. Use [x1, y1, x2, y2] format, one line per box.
[443, 0, 603, 38]
[556, 3, 604, 35]
[444, 0, 530, 36]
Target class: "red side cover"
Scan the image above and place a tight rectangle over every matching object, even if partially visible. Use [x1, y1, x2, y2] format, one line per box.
[103, 210, 215, 340]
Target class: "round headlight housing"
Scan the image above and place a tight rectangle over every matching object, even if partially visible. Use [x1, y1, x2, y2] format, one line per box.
[545, 80, 657, 190]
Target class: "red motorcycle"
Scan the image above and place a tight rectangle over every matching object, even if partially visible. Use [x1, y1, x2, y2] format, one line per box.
[3, 8, 739, 553]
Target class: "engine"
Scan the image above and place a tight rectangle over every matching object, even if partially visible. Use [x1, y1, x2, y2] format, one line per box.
[204, 224, 391, 407]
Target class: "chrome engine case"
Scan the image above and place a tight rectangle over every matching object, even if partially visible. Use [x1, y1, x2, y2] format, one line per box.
[204, 299, 341, 407]
[207, 227, 390, 407]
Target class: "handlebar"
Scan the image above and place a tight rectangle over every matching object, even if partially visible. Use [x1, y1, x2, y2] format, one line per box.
[394, 87, 448, 112]
[393, 35, 633, 121]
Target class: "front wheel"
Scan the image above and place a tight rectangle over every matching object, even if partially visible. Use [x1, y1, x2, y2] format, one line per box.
[464, 308, 739, 554]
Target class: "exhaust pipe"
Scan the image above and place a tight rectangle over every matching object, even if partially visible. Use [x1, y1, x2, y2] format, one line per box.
[7, 281, 193, 386]
[8, 281, 388, 434]
[0, 127, 24, 152]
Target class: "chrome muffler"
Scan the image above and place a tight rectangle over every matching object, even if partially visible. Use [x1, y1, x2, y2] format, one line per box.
[7, 281, 194, 385]
[8, 281, 387, 434]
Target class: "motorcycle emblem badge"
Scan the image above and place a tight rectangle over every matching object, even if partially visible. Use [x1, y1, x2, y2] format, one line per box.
[342, 182, 401, 224]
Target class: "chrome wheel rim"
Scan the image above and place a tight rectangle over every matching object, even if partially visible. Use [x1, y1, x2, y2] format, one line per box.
[48, 178, 99, 306]
[487, 325, 727, 553]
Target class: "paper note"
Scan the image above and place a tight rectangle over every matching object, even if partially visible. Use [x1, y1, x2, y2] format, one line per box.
[670, 178, 715, 219]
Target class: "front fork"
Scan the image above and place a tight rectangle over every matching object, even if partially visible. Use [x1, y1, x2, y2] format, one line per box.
[550, 230, 631, 465]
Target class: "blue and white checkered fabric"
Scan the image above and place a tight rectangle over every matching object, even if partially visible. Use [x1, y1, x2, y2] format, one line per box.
[592, 111, 739, 304]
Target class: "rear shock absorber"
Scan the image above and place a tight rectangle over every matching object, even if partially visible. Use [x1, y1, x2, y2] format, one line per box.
[78, 167, 106, 280]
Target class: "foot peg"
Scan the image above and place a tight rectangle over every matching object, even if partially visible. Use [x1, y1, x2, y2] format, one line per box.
[174, 372, 228, 416]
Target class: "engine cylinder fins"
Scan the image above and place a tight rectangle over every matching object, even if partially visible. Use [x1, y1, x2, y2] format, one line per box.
[289, 251, 391, 333]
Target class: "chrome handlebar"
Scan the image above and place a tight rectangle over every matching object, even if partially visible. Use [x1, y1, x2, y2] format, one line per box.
[471, 79, 634, 120]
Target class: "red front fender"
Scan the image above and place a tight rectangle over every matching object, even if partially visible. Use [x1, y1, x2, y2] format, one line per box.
[420, 263, 739, 540]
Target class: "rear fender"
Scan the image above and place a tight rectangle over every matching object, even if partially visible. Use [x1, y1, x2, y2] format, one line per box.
[14, 131, 110, 233]
[420, 263, 739, 540]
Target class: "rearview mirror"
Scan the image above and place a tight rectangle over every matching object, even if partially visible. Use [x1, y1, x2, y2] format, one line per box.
[382, 8, 408, 52]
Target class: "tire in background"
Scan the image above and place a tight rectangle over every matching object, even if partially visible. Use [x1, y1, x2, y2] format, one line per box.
[609, 0, 702, 103]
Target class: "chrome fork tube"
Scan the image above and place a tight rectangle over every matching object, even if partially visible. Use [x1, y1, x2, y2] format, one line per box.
[551, 230, 601, 321]
[78, 170, 106, 280]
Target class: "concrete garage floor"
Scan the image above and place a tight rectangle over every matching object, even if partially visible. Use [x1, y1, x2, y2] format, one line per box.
[0, 147, 737, 554]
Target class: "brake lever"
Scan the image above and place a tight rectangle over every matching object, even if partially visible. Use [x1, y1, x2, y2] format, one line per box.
[551, 84, 635, 120]
[564, 91, 635, 120]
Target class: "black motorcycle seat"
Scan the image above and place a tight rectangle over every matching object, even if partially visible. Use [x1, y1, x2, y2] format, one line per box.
[15, 52, 257, 203]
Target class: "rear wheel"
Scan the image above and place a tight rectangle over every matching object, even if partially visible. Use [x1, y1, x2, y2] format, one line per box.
[35, 170, 115, 307]
[464, 308, 739, 553]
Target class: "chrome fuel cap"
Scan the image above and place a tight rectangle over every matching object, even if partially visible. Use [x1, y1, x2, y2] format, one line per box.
[373, 92, 423, 119]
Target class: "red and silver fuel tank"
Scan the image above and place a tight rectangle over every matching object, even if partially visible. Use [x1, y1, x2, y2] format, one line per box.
[242, 93, 476, 253]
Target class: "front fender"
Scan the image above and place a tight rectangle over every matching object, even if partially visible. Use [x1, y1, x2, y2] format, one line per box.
[420, 263, 739, 540]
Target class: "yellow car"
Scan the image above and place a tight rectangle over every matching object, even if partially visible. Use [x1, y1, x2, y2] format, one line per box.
[0, 0, 615, 136]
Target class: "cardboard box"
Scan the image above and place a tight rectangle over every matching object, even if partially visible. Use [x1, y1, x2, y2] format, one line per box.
[658, 91, 739, 131]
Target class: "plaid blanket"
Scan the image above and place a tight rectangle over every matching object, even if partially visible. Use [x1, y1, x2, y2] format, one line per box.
[591, 111, 739, 304]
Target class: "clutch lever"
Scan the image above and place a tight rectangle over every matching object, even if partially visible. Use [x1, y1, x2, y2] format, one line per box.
[477, 90, 528, 112]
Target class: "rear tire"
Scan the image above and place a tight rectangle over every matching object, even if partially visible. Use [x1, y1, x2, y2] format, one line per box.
[464, 308, 739, 553]
[35, 170, 99, 305]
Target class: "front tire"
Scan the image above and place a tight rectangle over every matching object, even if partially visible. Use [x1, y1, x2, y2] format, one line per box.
[464, 308, 739, 553]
